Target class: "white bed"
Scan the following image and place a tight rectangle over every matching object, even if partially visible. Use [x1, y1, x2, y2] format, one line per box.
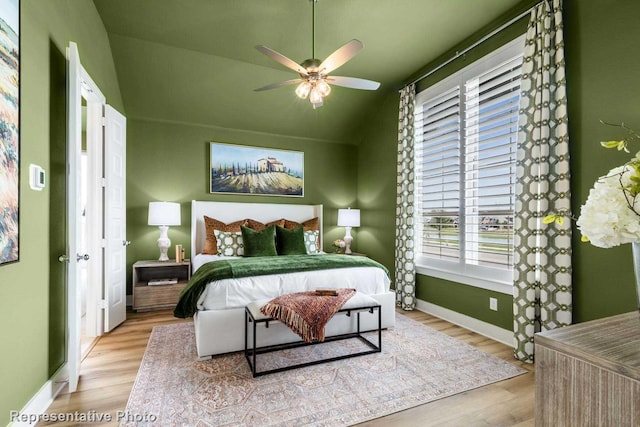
[189, 200, 396, 359]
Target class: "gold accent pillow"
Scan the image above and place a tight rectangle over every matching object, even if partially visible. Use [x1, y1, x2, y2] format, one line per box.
[283, 217, 319, 232]
[202, 216, 248, 255]
[245, 218, 285, 231]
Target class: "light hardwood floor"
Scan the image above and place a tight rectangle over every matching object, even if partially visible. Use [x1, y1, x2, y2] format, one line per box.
[39, 309, 534, 427]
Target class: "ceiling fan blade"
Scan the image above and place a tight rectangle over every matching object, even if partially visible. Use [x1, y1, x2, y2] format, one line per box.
[254, 79, 303, 92]
[319, 39, 364, 74]
[327, 76, 381, 91]
[256, 45, 308, 75]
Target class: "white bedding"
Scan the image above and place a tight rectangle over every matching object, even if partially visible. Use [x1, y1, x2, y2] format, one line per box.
[193, 253, 391, 311]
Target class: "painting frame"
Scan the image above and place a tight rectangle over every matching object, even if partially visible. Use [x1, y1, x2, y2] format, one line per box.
[0, 0, 19, 266]
[210, 142, 304, 197]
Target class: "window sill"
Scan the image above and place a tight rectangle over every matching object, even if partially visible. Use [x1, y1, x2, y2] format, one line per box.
[415, 264, 513, 295]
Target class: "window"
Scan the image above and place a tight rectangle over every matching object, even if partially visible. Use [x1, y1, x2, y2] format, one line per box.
[414, 36, 524, 292]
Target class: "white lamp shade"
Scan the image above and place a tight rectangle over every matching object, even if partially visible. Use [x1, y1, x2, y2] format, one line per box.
[337, 208, 360, 227]
[148, 202, 181, 226]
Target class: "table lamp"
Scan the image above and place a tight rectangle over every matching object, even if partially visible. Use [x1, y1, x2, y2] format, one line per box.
[148, 202, 181, 261]
[337, 208, 360, 255]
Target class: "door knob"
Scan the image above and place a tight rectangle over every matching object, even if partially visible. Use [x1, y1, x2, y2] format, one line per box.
[77, 253, 90, 262]
[123, 240, 131, 246]
[58, 254, 70, 263]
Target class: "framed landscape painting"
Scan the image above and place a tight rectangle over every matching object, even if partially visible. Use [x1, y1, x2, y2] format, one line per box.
[210, 143, 304, 197]
[0, 0, 19, 265]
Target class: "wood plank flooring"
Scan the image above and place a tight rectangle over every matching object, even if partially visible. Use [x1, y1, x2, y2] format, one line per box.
[39, 309, 534, 426]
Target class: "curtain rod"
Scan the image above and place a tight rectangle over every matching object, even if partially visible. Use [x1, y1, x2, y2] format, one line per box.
[401, 1, 542, 90]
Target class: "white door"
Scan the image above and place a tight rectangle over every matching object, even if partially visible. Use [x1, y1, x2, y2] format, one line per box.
[66, 42, 83, 393]
[104, 105, 127, 332]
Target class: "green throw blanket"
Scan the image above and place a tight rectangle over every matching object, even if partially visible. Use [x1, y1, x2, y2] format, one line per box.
[174, 254, 388, 318]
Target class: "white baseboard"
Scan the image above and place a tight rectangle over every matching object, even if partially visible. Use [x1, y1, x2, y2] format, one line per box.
[7, 365, 67, 426]
[415, 299, 514, 347]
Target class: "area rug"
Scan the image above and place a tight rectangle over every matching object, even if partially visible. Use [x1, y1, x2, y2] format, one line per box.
[123, 314, 525, 426]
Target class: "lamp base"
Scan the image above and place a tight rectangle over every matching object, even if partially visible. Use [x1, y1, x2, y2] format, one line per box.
[157, 225, 171, 262]
[343, 227, 353, 255]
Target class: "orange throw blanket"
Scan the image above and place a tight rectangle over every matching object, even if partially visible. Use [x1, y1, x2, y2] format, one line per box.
[260, 288, 356, 343]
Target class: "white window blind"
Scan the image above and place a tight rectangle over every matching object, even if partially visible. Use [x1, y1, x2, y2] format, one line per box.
[415, 36, 524, 288]
[416, 86, 462, 262]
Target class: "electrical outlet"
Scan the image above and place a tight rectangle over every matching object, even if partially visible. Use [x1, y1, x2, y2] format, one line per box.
[489, 297, 498, 311]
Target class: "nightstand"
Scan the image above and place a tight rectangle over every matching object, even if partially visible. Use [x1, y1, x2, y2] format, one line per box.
[132, 260, 191, 311]
[338, 252, 367, 257]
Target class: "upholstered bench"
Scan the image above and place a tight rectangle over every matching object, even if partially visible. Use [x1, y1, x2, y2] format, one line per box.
[244, 292, 382, 377]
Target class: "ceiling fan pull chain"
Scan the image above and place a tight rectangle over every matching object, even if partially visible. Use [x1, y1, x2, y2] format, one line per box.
[311, 0, 316, 60]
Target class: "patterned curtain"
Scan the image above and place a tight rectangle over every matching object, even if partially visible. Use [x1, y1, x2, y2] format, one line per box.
[513, 0, 571, 362]
[395, 84, 416, 310]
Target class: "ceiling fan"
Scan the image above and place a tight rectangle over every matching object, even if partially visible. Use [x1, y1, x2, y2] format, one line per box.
[254, 0, 380, 109]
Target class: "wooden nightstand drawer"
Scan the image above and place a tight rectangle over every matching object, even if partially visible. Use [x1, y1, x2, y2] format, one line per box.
[133, 260, 191, 311]
[134, 282, 187, 310]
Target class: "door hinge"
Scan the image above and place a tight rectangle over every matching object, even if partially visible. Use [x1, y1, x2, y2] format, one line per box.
[97, 299, 108, 309]
[101, 116, 107, 127]
[101, 177, 106, 187]
[101, 239, 107, 248]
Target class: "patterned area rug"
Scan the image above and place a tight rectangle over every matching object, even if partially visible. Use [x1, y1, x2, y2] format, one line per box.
[123, 314, 525, 426]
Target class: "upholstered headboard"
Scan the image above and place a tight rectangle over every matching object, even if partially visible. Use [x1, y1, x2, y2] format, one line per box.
[190, 200, 323, 256]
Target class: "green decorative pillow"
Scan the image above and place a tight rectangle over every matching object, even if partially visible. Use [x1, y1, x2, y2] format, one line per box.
[241, 225, 277, 257]
[276, 225, 307, 255]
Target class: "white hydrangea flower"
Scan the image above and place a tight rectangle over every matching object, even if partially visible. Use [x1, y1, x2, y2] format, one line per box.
[577, 165, 640, 248]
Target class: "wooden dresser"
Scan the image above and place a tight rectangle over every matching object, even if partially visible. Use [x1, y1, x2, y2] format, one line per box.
[535, 312, 640, 426]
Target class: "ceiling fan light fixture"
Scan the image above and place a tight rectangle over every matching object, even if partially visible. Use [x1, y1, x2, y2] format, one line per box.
[316, 79, 331, 97]
[309, 87, 323, 105]
[295, 81, 312, 99]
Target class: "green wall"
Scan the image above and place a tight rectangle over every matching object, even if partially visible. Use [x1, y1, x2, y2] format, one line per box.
[358, 0, 640, 329]
[0, 1, 123, 424]
[416, 276, 513, 329]
[125, 118, 358, 291]
[357, 90, 399, 278]
[564, 0, 640, 321]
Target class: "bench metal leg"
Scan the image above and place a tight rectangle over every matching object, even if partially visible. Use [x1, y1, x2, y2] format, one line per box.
[244, 307, 257, 377]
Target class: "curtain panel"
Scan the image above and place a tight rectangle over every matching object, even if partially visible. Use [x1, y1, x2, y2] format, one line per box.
[513, 0, 572, 362]
[395, 84, 417, 310]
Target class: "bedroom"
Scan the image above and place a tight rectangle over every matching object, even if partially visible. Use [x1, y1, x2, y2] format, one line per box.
[2, 0, 639, 425]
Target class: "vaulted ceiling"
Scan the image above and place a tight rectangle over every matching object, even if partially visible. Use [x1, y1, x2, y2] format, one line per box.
[93, 0, 523, 144]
